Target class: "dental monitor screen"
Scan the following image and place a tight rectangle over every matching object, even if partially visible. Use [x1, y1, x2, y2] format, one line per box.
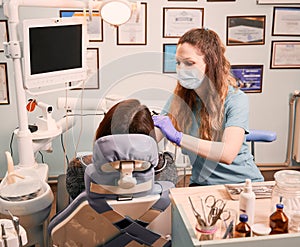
[23, 18, 87, 90]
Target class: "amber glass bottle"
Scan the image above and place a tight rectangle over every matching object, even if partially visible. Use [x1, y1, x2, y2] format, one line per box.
[234, 214, 251, 238]
[269, 203, 289, 234]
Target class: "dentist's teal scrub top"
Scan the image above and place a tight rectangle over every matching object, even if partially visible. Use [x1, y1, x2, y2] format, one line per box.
[162, 86, 264, 185]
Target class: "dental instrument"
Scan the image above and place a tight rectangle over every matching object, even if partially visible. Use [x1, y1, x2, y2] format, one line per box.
[188, 196, 207, 227]
[222, 220, 234, 239]
[6, 210, 22, 247]
[1, 223, 8, 247]
[201, 197, 208, 226]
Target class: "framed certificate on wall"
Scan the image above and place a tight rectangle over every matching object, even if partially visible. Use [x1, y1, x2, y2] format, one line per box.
[270, 41, 300, 69]
[117, 2, 147, 45]
[60, 10, 104, 42]
[227, 16, 266, 45]
[0, 20, 9, 52]
[231, 65, 263, 93]
[163, 8, 204, 38]
[0, 63, 9, 104]
[272, 7, 300, 36]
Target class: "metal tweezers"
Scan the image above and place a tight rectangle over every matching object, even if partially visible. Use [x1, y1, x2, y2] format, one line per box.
[188, 196, 207, 227]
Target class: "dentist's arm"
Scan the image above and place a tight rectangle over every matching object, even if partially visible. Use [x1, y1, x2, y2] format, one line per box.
[153, 115, 244, 164]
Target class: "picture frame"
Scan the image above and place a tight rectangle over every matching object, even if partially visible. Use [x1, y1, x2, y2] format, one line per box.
[0, 63, 10, 104]
[0, 20, 9, 52]
[207, 0, 235, 2]
[226, 16, 266, 46]
[168, 0, 197, 1]
[272, 7, 300, 36]
[163, 7, 204, 38]
[270, 41, 300, 69]
[163, 44, 177, 73]
[231, 65, 263, 93]
[59, 10, 104, 42]
[257, 0, 300, 4]
[117, 2, 147, 45]
[70, 48, 100, 89]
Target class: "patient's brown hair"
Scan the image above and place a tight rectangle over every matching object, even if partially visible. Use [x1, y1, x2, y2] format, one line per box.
[95, 99, 156, 140]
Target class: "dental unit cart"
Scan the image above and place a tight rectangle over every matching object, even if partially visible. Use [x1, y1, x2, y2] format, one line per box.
[170, 181, 300, 247]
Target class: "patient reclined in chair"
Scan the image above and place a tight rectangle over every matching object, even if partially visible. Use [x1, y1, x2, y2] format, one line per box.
[48, 134, 174, 247]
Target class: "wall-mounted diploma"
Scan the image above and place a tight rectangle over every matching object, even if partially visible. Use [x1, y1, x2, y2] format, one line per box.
[271, 41, 300, 69]
[163, 8, 204, 38]
[272, 7, 300, 36]
[227, 16, 266, 45]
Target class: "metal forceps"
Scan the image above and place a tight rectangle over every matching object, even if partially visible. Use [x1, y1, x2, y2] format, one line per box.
[188, 196, 207, 227]
[204, 195, 228, 225]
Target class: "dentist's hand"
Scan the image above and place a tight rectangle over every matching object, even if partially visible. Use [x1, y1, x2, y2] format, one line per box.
[152, 115, 183, 146]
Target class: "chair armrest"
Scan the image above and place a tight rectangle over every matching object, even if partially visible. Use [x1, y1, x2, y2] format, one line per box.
[246, 129, 277, 142]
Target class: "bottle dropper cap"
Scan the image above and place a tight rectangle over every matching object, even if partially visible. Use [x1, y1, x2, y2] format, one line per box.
[244, 179, 252, 193]
[239, 214, 248, 222]
[276, 203, 284, 209]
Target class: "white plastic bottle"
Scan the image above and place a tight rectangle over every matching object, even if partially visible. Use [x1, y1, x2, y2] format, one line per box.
[239, 179, 256, 226]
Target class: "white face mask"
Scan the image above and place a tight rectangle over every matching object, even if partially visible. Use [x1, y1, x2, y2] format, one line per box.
[176, 67, 205, 90]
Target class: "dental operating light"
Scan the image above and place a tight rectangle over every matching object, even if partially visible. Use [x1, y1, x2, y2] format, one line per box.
[100, 0, 133, 26]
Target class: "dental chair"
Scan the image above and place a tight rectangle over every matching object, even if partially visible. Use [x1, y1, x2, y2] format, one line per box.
[48, 134, 174, 247]
[246, 129, 277, 160]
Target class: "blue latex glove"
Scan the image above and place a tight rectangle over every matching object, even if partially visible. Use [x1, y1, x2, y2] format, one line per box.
[152, 115, 183, 146]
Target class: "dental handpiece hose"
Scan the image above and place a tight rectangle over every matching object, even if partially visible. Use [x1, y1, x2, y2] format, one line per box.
[7, 210, 22, 247]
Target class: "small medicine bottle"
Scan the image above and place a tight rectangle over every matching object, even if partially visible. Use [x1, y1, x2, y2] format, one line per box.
[234, 214, 251, 238]
[239, 179, 256, 226]
[269, 203, 289, 235]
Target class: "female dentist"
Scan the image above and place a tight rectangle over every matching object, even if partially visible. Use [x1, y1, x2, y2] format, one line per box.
[153, 28, 264, 186]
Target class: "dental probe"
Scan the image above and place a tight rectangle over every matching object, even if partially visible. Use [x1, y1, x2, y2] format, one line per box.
[6, 210, 22, 247]
[1, 223, 8, 247]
